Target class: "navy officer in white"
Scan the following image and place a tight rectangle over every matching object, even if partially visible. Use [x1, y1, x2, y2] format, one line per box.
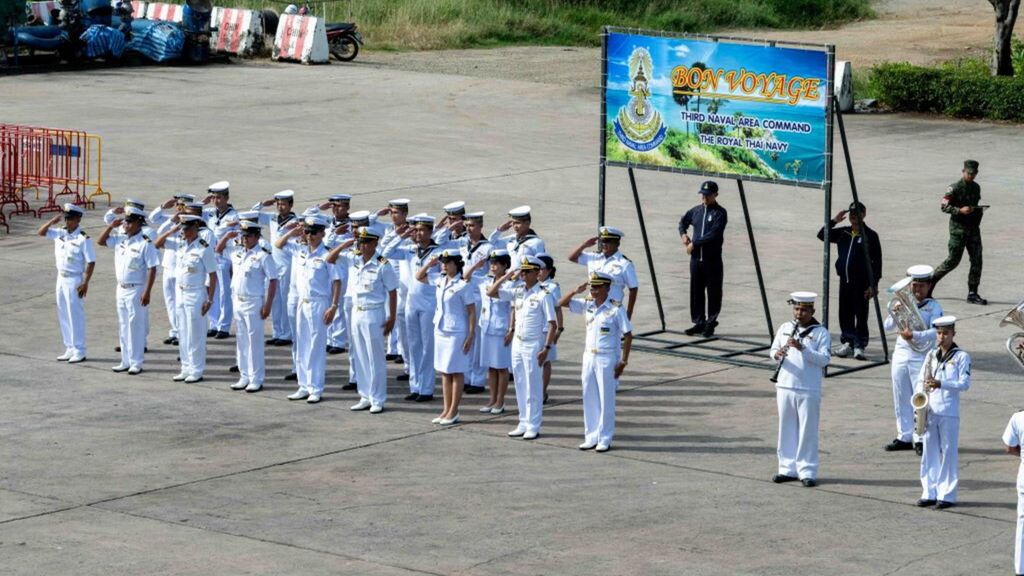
[37, 203, 96, 363]
[488, 205, 545, 271]
[568, 226, 640, 319]
[202, 181, 238, 339]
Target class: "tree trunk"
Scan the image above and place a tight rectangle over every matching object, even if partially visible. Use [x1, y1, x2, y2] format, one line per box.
[990, 0, 1022, 76]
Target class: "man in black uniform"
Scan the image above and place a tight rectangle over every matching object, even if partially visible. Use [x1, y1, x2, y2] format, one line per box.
[678, 181, 728, 337]
[817, 201, 882, 360]
[931, 160, 986, 305]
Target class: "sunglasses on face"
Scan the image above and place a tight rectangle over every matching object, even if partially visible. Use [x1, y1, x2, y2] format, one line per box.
[303, 227, 322, 235]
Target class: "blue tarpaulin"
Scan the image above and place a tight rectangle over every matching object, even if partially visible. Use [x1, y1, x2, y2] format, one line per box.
[127, 20, 184, 62]
[80, 25, 126, 59]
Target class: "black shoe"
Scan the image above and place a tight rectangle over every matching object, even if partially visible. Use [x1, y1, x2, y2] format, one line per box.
[404, 393, 420, 401]
[215, 331, 230, 340]
[916, 498, 937, 507]
[207, 329, 217, 337]
[284, 372, 297, 381]
[884, 439, 914, 452]
[170, 337, 179, 346]
[415, 394, 433, 402]
[265, 338, 280, 345]
[397, 374, 410, 381]
[684, 323, 706, 336]
[386, 354, 399, 361]
[464, 385, 484, 394]
[914, 442, 924, 456]
[274, 339, 293, 347]
[341, 381, 357, 391]
[967, 292, 988, 305]
[772, 474, 798, 483]
[701, 322, 718, 338]
[543, 392, 550, 404]
[393, 357, 405, 365]
[935, 500, 954, 509]
[327, 346, 343, 354]
[800, 478, 818, 488]
[115, 346, 121, 352]
[229, 365, 239, 373]
[163, 337, 175, 345]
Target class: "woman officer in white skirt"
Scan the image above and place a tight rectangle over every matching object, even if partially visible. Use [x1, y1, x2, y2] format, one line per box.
[417, 249, 476, 425]
[466, 248, 513, 414]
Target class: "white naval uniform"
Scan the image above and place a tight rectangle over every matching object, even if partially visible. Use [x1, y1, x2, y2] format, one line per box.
[284, 242, 340, 396]
[432, 275, 475, 374]
[151, 210, 180, 339]
[498, 282, 556, 434]
[379, 226, 408, 365]
[477, 275, 511, 370]
[348, 252, 399, 408]
[883, 298, 943, 443]
[227, 242, 278, 386]
[1002, 412, 1024, 576]
[337, 246, 362, 385]
[769, 321, 831, 480]
[568, 296, 632, 447]
[251, 211, 300, 343]
[576, 250, 639, 308]
[384, 241, 445, 396]
[324, 223, 352, 349]
[488, 229, 545, 271]
[461, 239, 491, 387]
[166, 236, 217, 378]
[539, 279, 561, 363]
[108, 209, 157, 344]
[105, 230, 160, 370]
[203, 205, 238, 333]
[916, 345, 971, 503]
[46, 226, 96, 358]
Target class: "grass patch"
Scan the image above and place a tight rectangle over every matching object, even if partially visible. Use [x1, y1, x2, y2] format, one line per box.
[250, 0, 873, 51]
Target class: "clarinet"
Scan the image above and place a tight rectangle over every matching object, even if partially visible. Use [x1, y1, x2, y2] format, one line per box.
[770, 320, 804, 383]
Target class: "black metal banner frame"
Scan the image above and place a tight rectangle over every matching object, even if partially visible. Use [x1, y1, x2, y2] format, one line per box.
[598, 27, 889, 376]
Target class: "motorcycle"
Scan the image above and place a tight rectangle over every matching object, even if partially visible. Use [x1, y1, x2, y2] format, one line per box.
[294, 3, 361, 62]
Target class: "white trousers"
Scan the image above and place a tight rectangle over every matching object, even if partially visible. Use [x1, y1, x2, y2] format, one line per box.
[511, 338, 544, 433]
[344, 298, 357, 383]
[175, 287, 207, 377]
[405, 306, 435, 396]
[55, 274, 87, 357]
[920, 413, 959, 502]
[328, 296, 348, 348]
[295, 297, 328, 395]
[467, 329, 486, 387]
[353, 306, 387, 407]
[776, 388, 820, 480]
[287, 293, 300, 371]
[582, 351, 619, 446]
[271, 266, 292, 340]
[208, 256, 233, 332]
[233, 296, 265, 384]
[1015, 484, 1024, 575]
[891, 349, 924, 443]
[116, 285, 148, 369]
[162, 271, 177, 338]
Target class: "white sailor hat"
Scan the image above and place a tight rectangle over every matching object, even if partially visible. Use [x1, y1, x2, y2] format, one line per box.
[438, 249, 463, 262]
[274, 189, 295, 201]
[179, 214, 203, 225]
[519, 255, 542, 270]
[185, 201, 204, 211]
[349, 210, 371, 224]
[443, 201, 466, 215]
[598, 226, 624, 239]
[410, 213, 436, 226]
[536, 252, 554, 269]
[123, 205, 147, 221]
[328, 193, 351, 203]
[208, 181, 230, 194]
[788, 291, 817, 306]
[932, 315, 957, 328]
[488, 248, 509, 259]
[589, 271, 614, 286]
[239, 220, 262, 233]
[63, 203, 85, 216]
[238, 210, 261, 222]
[907, 265, 934, 280]
[465, 211, 485, 221]
[388, 198, 410, 208]
[174, 193, 195, 203]
[124, 198, 145, 210]
[508, 205, 531, 220]
[304, 215, 328, 229]
[301, 206, 321, 217]
[357, 225, 384, 241]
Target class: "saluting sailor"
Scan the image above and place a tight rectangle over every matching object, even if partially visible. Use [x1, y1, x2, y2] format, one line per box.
[343, 225, 398, 414]
[915, 315, 970, 509]
[98, 205, 160, 375]
[150, 194, 195, 346]
[202, 181, 238, 339]
[377, 199, 410, 367]
[216, 220, 278, 393]
[883, 265, 944, 454]
[559, 271, 634, 452]
[536, 253, 563, 404]
[253, 190, 299, 348]
[104, 198, 157, 240]
[770, 292, 832, 487]
[156, 214, 218, 383]
[1002, 410, 1024, 576]
[275, 215, 341, 404]
[487, 255, 558, 440]
[489, 205, 545, 271]
[440, 209, 491, 394]
[323, 194, 353, 354]
[568, 226, 640, 318]
[467, 248, 513, 414]
[37, 204, 96, 364]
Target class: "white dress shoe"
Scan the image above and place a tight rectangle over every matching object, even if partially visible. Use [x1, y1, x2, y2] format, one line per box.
[507, 426, 526, 437]
[579, 441, 597, 450]
[479, 405, 493, 413]
[111, 364, 130, 373]
[350, 399, 372, 411]
[127, 366, 142, 375]
[57, 350, 73, 361]
[595, 443, 610, 452]
[288, 389, 310, 401]
[369, 405, 383, 414]
[490, 405, 505, 415]
[431, 416, 443, 424]
[231, 379, 249, 390]
[523, 430, 539, 440]
[67, 356, 86, 364]
[439, 414, 460, 426]
[244, 382, 262, 393]
[172, 372, 188, 382]
[184, 375, 203, 383]
[306, 394, 321, 404]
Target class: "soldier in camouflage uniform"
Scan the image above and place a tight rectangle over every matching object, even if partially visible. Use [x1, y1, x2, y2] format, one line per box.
[931, 160, 986, 305]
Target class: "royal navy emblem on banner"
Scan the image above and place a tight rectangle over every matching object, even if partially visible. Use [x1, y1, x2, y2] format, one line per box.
[613, 47, 667, 152]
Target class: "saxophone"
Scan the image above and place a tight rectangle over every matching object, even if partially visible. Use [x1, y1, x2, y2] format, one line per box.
[911, 352, 932, 437]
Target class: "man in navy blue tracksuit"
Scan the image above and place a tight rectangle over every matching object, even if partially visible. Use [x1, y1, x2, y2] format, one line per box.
[678, 181, 728, 338]
[817, 201, 882, 360]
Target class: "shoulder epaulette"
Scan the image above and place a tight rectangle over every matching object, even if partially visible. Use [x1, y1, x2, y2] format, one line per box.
[81, 233, 90, 239]
[199, 239, 209, 247]
[261, 246, 271, 254]
[610, 299, 621, 307]
[377, 256, 388, 264]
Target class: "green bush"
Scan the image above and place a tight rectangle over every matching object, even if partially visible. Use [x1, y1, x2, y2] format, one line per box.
[870, 60, 1024, 122]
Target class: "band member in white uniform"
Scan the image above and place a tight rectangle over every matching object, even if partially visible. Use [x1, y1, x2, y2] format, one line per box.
[915, 315, 970, 509]
[489, 205, 545, 271]
[456, 211, 492, 393]
[418, 250, 476, 425]
[488, 255, 557, 440]
[276, 215, 341, 404]
[98, 206, 160, 374]
[38, 204, 96, 363]
[202, 181, 237, 339]
[883, 265, 944, 454]
[467, 249, 512, 414]
[560, 272, 634, 452]
[568, 226, 640, 319]
[377, 199, 410, 364]
[342, 226, 398, 414]
[339, 210, 374, 391]
[537, 253, 563, 403]
[216, 220, 278, 392]
[1002, 410, 1024, 576]
[770, 292, 831, 487]
[324, 194, 352, 354]
[280, 206, 322, 382]
[156, 215, 217, 383]
[150, 194, 194, 345]
[253, 190, 298, 348]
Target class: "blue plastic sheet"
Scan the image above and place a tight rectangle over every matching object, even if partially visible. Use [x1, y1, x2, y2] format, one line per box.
[127, 19, 184, 62]
[80, 25, 126, 59]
